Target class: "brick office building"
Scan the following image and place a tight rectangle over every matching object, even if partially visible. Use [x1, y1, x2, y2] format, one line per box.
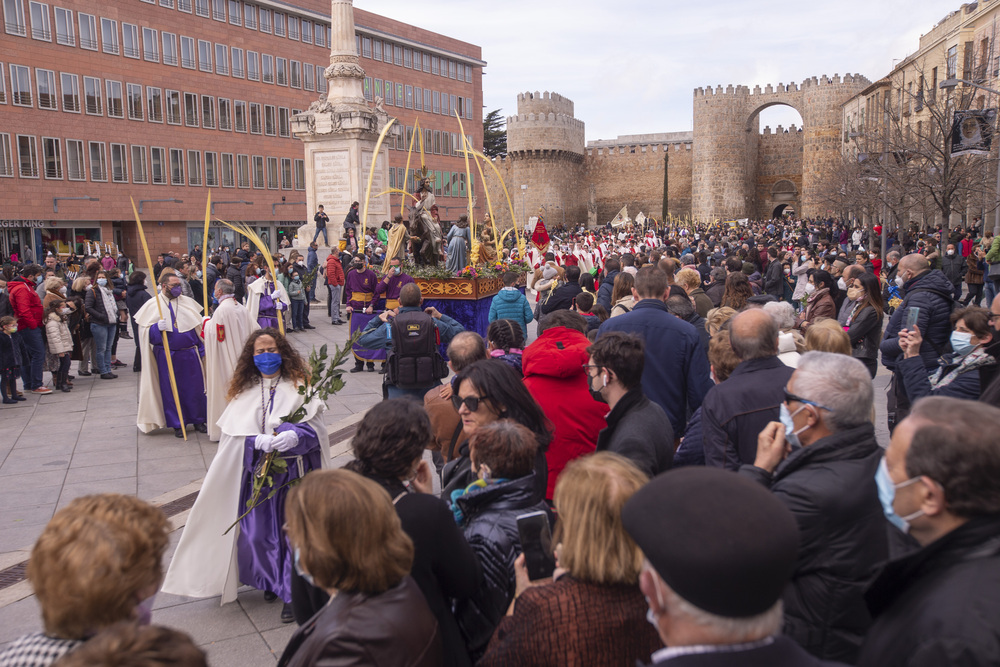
[0, 0, 484, 261]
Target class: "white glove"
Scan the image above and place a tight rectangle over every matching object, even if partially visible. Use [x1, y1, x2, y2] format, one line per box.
[254, 434, 277, 452]
[157, 319, 168, 331]
[276, 301, 288, 312]
[272, 430, 299, 453]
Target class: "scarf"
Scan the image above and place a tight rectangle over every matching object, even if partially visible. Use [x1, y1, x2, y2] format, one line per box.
[930, 348, 995, 390]
[449, 477, 507, 526]
[96, 285, 117, 322]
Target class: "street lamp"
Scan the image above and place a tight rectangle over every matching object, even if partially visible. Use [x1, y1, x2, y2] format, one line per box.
[940, 77, 1000, 235]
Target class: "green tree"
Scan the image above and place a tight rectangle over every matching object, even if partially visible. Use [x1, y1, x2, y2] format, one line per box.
[483, 109, 507, 158]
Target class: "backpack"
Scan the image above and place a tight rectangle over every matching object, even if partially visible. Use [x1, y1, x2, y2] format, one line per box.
[386, 310, 448, 389]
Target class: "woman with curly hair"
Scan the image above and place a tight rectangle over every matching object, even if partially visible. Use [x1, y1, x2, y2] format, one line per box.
[720, 271, 754, 311]
[162, 328, 329, 624]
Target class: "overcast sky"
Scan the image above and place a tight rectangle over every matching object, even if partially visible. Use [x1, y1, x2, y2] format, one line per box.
[356, 0, 958, 141]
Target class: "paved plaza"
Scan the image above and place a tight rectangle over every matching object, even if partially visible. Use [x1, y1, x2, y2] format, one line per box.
[0, 300, 892, 665]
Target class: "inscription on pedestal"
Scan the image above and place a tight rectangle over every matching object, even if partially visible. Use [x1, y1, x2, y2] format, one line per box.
[314, 150, 351, 210]
[361, 150, 387, 215]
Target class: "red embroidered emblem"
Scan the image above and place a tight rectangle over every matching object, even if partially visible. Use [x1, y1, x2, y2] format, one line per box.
[217, 324, 226, 342]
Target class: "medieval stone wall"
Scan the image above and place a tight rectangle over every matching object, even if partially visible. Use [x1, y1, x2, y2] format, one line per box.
[755, 126, 804, 219]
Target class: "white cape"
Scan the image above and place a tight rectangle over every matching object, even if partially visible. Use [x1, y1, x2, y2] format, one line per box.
[245, 277, 290, 325]
[204, 298, 260, 441]
[135, 294, 205, 433]
[161, 377, 330, 604]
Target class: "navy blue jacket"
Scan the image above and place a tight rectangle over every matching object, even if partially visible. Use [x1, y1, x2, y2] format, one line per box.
[597, 299, 712, 436]
[880, 269, 954, 371]
[596, 269, 619, 312]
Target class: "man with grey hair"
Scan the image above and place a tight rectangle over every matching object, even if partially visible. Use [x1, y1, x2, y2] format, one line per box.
[741, 352, 888, 663]
[700, 309, 795, 470]
[705, 266, 727, 307]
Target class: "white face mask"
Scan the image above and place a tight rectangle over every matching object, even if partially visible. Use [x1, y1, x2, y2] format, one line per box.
[837, 277, 847, 291]
[895, 274, 906, 288]
[805, 283, 816, 295]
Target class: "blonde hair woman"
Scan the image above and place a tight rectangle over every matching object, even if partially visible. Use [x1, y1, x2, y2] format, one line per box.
[479, 452, 662, 666]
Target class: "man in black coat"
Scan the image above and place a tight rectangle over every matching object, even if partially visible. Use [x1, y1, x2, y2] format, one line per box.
[587, 332, 673, 478]
[539, 264, 582, 315]
[665, 295, 709, 363]
[741, 352, 888, 663]
[701, 308, 794, 470]
[596, 258, 621, 312]
[763, 247, 785, 298]
[857, 397, 1000, 667]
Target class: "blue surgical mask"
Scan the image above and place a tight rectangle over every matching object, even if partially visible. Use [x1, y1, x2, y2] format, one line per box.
[875, 457, 924, 533]
[294, 547, 315, 586]
[196, 270, 203, 279]
[96, 278, 108, 287]
[253, 352, 282, 375]
[34, 275, 43, 284]
[950, 331, 976, 356]
[778, 402, 808, 449]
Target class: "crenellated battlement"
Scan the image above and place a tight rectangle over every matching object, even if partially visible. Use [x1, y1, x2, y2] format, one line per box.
[760, 124, 803, 135]
[506, 112, 586, 131]
[516, 90, 575, 117]
[693, 73, 871, 98]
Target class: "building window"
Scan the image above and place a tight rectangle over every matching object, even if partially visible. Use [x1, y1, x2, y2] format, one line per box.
[183, 92, 198, 126]
[195, 0, 208, 17]
[65, 138, 83, 179]
[34, 67, 55, 109]
[361, 36, 370, 58]
[29, 1, 49, 40]
[162, 32, 178, 65]
[180, 35, 195, 68]
[201, 94, 214, 128]
[248, 102, 261, 133]
[290, 60, 300, 88]
[301, 19, 311, 43]
[273, 11, 283, 36]
[121, 22, 138, 57]
[422, 53, 430, 73]
[251, 155, 263, 188]
[457, 63, 464, 82]
[110, 142, 127, 182]
[142, 26, 157, 61]
[432, 90, 440, 114]
[204, 151, 217, 186]
[220, 152, 234, 186]
[263, 104, 275, 135]
[169, 148, 184, 185]
[403, 47, 411, 68]
[150, 146, 166, 184]
[218, 97, 231, 130]
[159, 0, 172, 8]
[449, 60, 456, 79]
[215, 43, 228, 75]
[227, 0, 239, 25]
[294, 159, 304, 190]
[60, 72, 78, 111]
[77, 11, 95, 49]
[4, 0, 26, 36]
[404, 84, 412, 109]
[303, 63, 313, 91]
[231, 46, 243, 77]
[287, 14, 298, 39]
[41, 136, 60, 178]
[362, 76, 371, 101]
[234, 100, 246, 132]
[236, 154, 249, 187]
[211, 0, 224, 21]
[450, 94, 457, 116]
[413, 85, 421, 111]
[394, 45, 402, 66]
[177, 0, 191, 12]
[266, 156, 278, 189]
[165, 89, 181, 124]
[317, 66, 326, 93]
[276, 57, 287, 85]
[372, 38, 381, 61]
[243, 3, 254, 29]
[131, 145, 147, 183]
[259, 7, 270, 32]
[247, 50, 259, 80]
[100, 17, 117, 54]
[278, 107, 289, 137]
[374, 78, 382, 100]
[83, 75, 101, 114]
[125, 83, 142, 119]
[197, 39, 211, 71]
[105, 79, 123, 117]
[465, 97, 472, 119]
[53, 6, 72, 44]
[396, 83, 403, 106]
[465, 65, 471, 82]
[262, 54, 273, 83]
[187, 150, 201, 185]
[279, 157, 292, 189]
[947, 45, 958, 80]
[88, 141, 106, 181]
[146, 86, 162, 122]
[314, 22, 324, 48]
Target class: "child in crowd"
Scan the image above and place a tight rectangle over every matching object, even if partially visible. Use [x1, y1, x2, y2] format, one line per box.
[0, 315, 23, 403]
[44, 299, 74, 393]
[487, 319, 525, 376]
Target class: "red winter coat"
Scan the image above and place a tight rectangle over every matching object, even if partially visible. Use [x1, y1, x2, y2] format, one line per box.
[522, 326, 607, 499]
[8, 277, 44, 330]
[325, 254, 345, 286]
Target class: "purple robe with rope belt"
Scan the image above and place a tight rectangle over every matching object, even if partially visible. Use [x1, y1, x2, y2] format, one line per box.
[257, 282, 284, 329]
[149, 303, 207, 428]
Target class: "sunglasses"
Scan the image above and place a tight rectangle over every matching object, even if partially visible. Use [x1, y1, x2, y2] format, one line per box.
[452, 394, 488, 413]
[783, 388, 833, 412]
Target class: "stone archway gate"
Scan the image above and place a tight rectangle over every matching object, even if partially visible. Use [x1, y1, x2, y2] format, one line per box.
[692, 74, 870, 222]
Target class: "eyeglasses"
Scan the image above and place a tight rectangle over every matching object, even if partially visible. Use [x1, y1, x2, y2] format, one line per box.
[783, 388, 833, 412]
[452, 394, 487, 413]
[581, 364, 602, 375]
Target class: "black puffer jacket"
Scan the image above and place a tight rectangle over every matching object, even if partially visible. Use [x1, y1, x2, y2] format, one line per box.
[226, 264, 245, 301]
[452, 473, 551, 662]
[880, 269, 954, 371]
[858, 515, 1000, 667]
[740, 423, 888, 664]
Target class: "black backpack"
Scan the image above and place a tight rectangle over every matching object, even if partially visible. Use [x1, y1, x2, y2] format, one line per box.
[386, 310, 448, 389]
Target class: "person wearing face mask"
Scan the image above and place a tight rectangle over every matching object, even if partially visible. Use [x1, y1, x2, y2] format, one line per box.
[623, 467, 839, 667]
[939, 243, 967, 301]
[345, 253, 380, 373]
[7, 265, 51, 394]
[162, 329, 329, 625]
[795, 270, 837, 331]
[286, 269, 307, 332]
[246, 262, 291, 331]
[859, 397, 1000, 667]
[83, 270, 121, 380]
[586, 332, 673, 478]
[134, 272, 208, 437]
[0, 315, 24, 403]
[896, 306, 996, 401]
[835, 265, 866, 326]
[741, 352, 888, 663]
[43, 297, 74, 393]
[791, 248, 813, 305]
[845, 272, 885, 378]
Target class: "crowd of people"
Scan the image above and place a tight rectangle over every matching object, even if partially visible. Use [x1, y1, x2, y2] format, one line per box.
[3, 214, 1000, 667]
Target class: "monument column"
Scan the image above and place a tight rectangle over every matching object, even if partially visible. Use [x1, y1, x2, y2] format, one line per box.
[291, 0, 390, 253]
